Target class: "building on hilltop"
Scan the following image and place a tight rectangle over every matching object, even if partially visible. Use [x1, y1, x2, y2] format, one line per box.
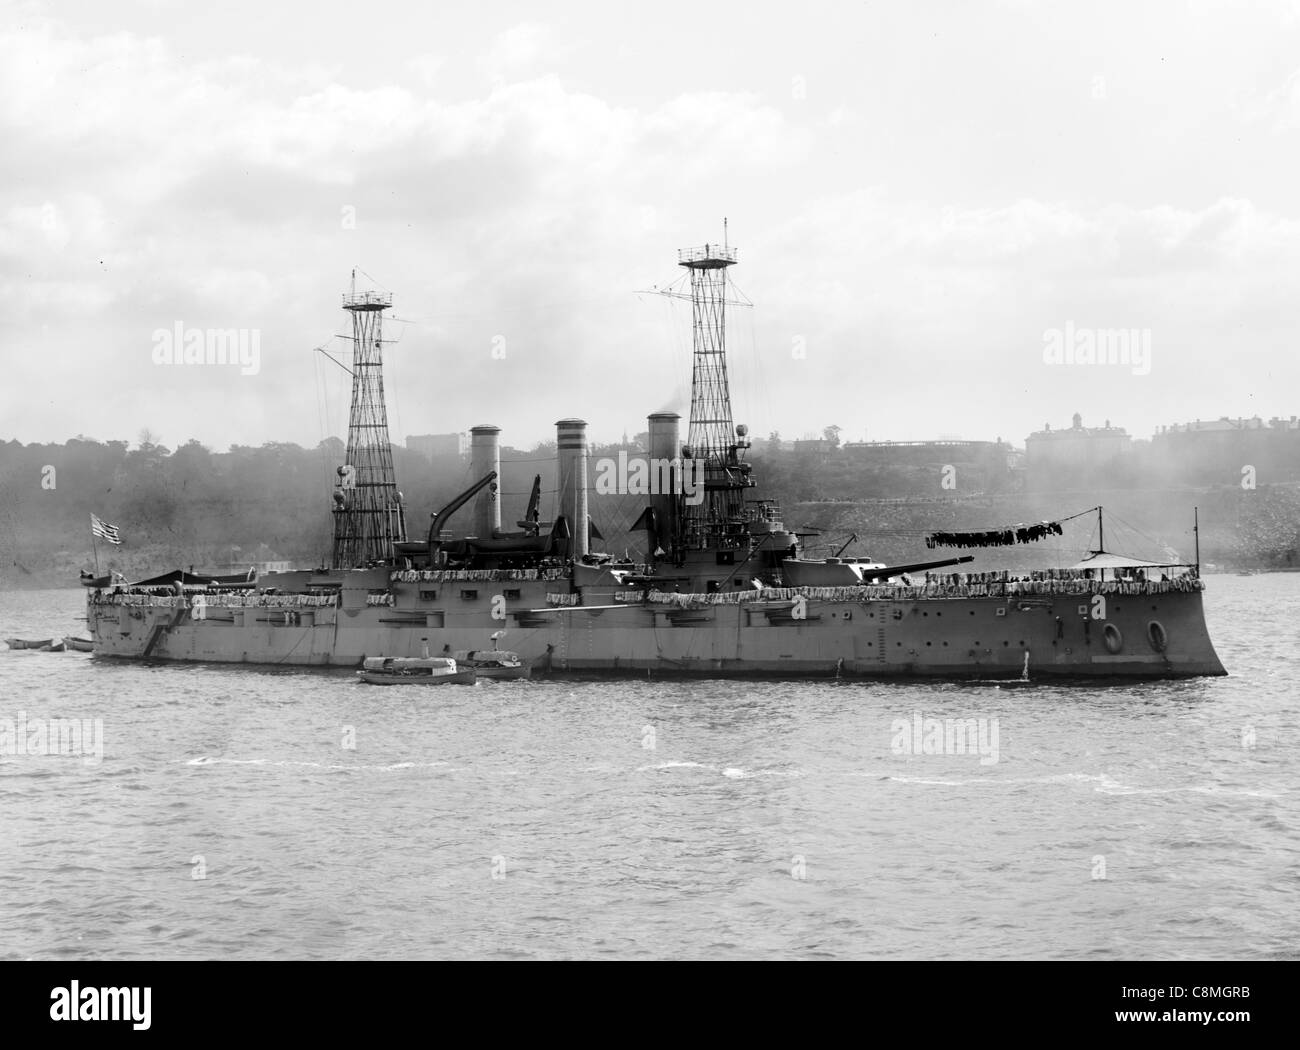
[224, 543, 293, 575]
[1024, 413, 1132, 491]
[792, 437, 837, 457]
[1149, 415, 1300, 485]
[842, 438, 1017, 470]
[407, 433, 468, 461]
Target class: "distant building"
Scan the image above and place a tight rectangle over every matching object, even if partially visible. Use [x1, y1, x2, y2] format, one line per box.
[226, 543, 293, 575]
[1149, 415, 1300, 484]
[407, 433, 468, 461]
[1162, 416, 1267, 433]
[842, 438, 1014, 468]
[835, 438, 1020, 493]
[1024, 413, 1132, 491]
[792, 438, 836, 456]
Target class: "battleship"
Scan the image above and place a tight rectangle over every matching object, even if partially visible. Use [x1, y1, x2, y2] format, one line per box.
[86, 240, 1226, 678]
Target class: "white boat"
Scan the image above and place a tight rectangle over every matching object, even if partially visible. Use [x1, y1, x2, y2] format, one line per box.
[357, 655, 476, 686]
[63, 636, 95, 652]
[451, 649, 531, 680]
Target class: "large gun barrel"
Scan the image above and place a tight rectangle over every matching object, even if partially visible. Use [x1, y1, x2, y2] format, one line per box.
[856, 555, 975, 582]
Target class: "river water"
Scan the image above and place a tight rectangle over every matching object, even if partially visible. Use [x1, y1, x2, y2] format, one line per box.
[1, 575, 1296, 959]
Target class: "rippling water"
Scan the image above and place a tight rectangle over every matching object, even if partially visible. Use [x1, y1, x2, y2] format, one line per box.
[1, 576, 1297, 959]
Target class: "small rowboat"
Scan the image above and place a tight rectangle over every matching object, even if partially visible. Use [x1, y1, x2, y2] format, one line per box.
[357, 656, 476, 686]
[451, 649, 531, 680]
[5, 638, 54, 650]
[63, 636, 95, 652]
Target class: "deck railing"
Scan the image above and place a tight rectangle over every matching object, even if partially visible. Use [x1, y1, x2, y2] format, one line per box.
[390, 568, 569, 583]
[645, 575, 1204, 606]
[91, 592, 339, 608]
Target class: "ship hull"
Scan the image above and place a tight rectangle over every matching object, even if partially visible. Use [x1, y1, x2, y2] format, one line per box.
[87, 584, 1226, 679]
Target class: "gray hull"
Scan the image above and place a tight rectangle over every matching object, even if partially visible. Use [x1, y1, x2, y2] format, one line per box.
[88, 574, 1226, 679]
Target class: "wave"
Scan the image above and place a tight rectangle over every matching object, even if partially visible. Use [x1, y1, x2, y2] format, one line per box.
[880, 771, 1283, 797]
[177, 756, 448, 772]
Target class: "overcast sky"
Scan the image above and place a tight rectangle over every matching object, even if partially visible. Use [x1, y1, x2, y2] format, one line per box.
[4, 0, 1299, 454]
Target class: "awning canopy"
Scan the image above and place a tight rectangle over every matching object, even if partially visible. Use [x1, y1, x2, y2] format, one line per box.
[1068, 552, 1180, 570]
[130, 568, 256, 588]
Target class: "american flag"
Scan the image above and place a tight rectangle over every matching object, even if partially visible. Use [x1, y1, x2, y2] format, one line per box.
[90, 513, 122, 545]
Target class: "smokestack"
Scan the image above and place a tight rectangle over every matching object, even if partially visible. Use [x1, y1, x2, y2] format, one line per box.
[647, 412, 680, 545]
[469, 424, 501, 537]
[556, 418, 589, 559]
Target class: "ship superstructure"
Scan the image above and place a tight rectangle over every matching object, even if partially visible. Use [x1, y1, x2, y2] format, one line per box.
[85, 246, 1227, 678]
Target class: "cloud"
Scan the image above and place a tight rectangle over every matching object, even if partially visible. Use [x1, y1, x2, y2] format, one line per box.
[1, 12, 1297, 457]
[0, 18, 809, 449]
[480, 23, 565, 85]
[1266, 67, 1300, 129]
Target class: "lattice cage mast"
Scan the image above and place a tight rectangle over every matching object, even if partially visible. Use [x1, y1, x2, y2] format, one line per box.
[331, 272, 407, 568]
[678, 233, 754, 551]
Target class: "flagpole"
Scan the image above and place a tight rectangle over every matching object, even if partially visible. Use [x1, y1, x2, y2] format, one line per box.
[90, 516, 100, 576]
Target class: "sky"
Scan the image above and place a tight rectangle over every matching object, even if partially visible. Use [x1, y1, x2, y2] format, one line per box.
[3, 0, 1300, 453]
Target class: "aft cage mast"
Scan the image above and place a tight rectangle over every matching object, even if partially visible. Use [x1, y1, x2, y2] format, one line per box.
[677, 225, 753, 552]
[330, 271, 407, 568]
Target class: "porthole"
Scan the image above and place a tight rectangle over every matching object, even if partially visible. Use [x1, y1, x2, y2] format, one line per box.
[1147, 620, 1168, 653]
